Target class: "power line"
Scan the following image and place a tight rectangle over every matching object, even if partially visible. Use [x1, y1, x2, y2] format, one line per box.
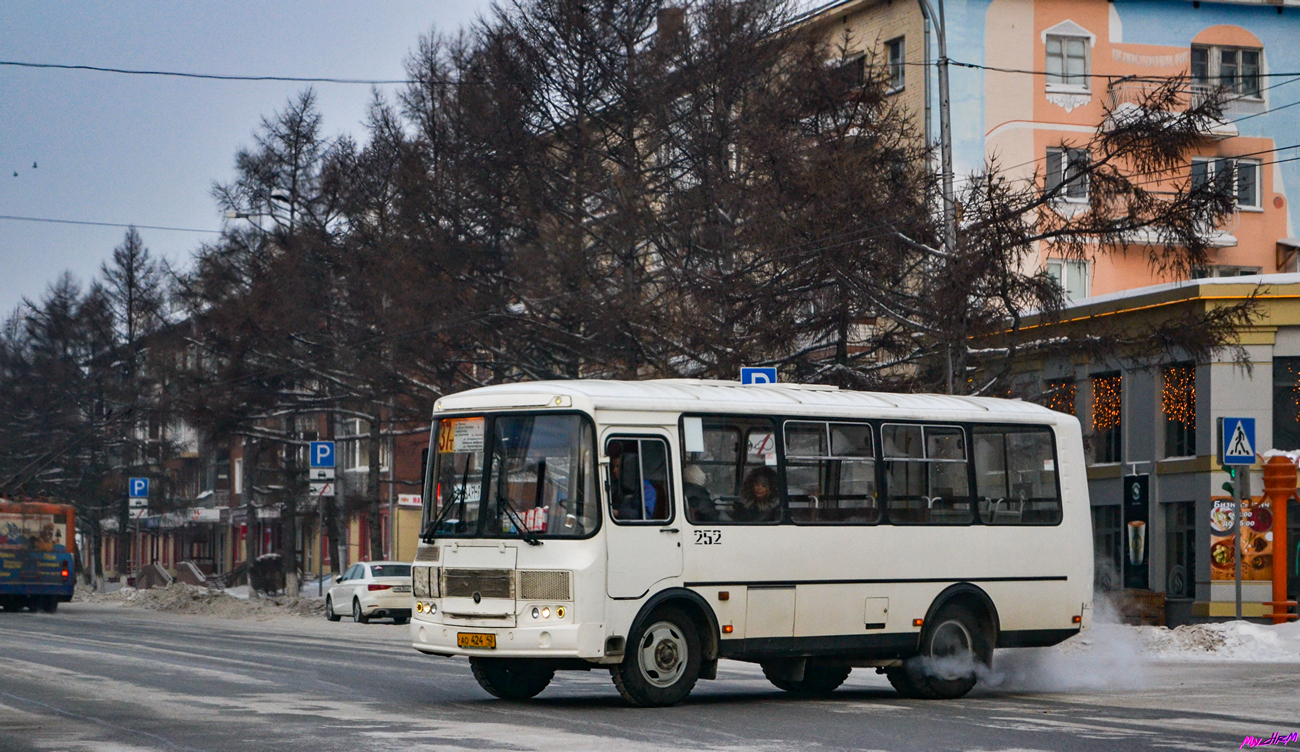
[0, 59, 416, 85]
[0, 214, 220, 234]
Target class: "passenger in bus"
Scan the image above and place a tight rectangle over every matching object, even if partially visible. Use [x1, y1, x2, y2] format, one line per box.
[608, 443, 656, 520]
[732, 466, 779, 522]
[683, 464, 718, 522]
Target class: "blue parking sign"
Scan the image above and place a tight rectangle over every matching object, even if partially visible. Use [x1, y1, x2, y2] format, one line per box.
[128, 477, 149, 498]
[741, 367, 777, 385]
[310, 441, 336, 468]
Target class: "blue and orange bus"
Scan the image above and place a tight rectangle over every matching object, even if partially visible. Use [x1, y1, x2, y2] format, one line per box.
[0, 499, 76, 613]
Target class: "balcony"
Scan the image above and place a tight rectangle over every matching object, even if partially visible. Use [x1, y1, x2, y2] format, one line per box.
[1104, 78, 1236, 141]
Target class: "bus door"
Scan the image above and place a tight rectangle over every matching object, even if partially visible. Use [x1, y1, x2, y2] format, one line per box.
[603, 433, 682, 598]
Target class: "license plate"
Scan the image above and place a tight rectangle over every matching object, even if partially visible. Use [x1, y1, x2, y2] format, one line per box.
[392, 586, 411, 593]
[457, 632, 496, 649]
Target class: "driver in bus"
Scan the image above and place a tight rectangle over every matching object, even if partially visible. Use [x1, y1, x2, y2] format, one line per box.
[731, 466, 780, 522]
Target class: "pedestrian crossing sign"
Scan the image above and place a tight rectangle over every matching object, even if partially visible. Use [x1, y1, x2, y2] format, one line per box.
[1221, 417, 1256, 466]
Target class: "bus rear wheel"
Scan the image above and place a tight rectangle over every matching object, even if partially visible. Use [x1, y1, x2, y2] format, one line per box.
[40, 596, 58, 613]
[762, 662, 851, 696]
[611, 607, 702, 707]
[888, 603, 991, 700]
[469, 658, 555, 700]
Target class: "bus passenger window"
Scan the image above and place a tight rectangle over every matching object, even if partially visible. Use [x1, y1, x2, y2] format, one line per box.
[784, 421, 878, 524]
[681, 416, 780, 524]
[973, 426, 1062, 525]
[607, 438, 672, 524]
[883, 424, 972, 524]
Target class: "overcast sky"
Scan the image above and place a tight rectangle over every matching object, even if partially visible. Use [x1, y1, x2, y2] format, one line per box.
[0, 1, 492, 317]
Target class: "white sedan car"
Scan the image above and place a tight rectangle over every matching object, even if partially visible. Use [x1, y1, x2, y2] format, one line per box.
[325, 561, 413, 624]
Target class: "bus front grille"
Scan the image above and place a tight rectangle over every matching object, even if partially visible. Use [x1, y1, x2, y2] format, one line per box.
[518, 570, 572, 601]
[441, 568, 514, 600]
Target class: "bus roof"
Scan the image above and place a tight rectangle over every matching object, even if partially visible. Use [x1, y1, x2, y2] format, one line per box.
[435, 379, 1068, 423]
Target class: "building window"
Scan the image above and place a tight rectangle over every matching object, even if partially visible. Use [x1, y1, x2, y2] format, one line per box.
[832, 55, 865, 92]
[1192, 158, 1261, 209]
[1092, 372, 1122, 464]
[1165, 501, 1196, 598]
[1046, 34, 1089, 89]
[1273, 357, 1300, 451]
[1163, 363, 1196, 458]
[886, 37, 905, 92]
[339, 418, 391, 472]
[1046, 148, 1089, 201]
[1043, 378, 1076, 415]
[1045, 258, 1090, 302]
[1091, 505, 1122, 591]
[1192, 44, 1262, 99]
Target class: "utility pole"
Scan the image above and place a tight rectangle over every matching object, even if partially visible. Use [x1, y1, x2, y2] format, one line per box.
[918, 0, 958, 393]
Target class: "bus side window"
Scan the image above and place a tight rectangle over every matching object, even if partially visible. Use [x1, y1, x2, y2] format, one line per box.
[607, 438, 673, 524]
[973, 426, 1062, 525]
[784, 421, 878, 524]
[883, 424, 972, 524]
[681, 416, 778, 524]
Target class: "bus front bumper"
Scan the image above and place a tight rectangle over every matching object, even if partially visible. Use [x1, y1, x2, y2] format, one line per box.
[410, 618, 606, 660]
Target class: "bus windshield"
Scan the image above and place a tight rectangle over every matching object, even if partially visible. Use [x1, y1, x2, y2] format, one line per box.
[427, 414, 598, 539]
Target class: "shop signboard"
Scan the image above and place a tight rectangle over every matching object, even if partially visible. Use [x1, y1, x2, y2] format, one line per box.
[1210, 495, 1275, 581]
[1123, 474, 1149, 589]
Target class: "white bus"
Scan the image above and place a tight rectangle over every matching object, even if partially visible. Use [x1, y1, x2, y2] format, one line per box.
[410, 380, 1093, 706]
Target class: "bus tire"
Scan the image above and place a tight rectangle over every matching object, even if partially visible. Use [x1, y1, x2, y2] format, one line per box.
[611, 607, 701, 707]
[40, 596, 58, 613]
[469, 658, 554, 700]
[762, 662, 851, 696]
[898, 603, 991, 700]
[325, 596, 341, 621]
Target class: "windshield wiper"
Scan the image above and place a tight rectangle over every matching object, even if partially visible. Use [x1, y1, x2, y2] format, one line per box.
[496, 496, 542, 546]
[421, 492, 461, 542]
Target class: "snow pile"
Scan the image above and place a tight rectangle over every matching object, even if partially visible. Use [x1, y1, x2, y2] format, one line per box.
[1139, 620, 1300, 662]
[91, 582, 325, 620]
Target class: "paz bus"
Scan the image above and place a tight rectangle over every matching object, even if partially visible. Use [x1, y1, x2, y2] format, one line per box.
[409, 380, 1093, 705]
[0, 498, 76, 613]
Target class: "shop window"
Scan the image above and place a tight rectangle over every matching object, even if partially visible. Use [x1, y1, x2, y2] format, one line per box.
[1092, 505, 1122, 591]
[1273, 357, 1300, 451]
[1165, 501, 1196, 599]
[1163, 363, 1197, 458]
[1092, 372, 1122, 463]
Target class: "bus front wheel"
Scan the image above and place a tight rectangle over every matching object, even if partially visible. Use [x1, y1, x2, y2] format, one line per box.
[611, 607, 702, 707]
[470, 658, 555, 700]
[887, 603, 991, 700]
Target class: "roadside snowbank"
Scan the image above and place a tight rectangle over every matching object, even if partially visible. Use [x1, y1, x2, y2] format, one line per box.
[979, 610, 1300, 694]
[1139, 620, 1300, 662]
[89, 582, 325, 620]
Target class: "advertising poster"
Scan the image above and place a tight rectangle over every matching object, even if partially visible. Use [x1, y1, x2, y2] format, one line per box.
[1210, 496, 1275, 581]
[0, 512, 66, 552]
[1123, 475, 1150, 589]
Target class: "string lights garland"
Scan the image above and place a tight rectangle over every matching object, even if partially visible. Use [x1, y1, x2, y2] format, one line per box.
[1093, 374, 1122, 432]
[1162, 364, 1196, 428]
[1044, 379, 1076, 416]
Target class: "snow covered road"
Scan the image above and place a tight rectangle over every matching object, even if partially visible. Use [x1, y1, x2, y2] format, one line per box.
[0, 603, 1296, 751]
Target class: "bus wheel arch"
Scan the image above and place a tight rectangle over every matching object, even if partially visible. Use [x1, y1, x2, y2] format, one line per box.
[628, 588, 720, 677]
[889, 583, 999, 700]
[921, 583, 1000, 650]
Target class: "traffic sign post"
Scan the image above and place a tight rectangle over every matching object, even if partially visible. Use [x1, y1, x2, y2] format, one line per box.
[310, 441, 336, 468]
[740, 367, 777, 385]
[1220, 417, 1257, 619]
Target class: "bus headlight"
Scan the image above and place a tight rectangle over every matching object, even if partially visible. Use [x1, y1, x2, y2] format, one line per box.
[541, 607, 551, 619]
